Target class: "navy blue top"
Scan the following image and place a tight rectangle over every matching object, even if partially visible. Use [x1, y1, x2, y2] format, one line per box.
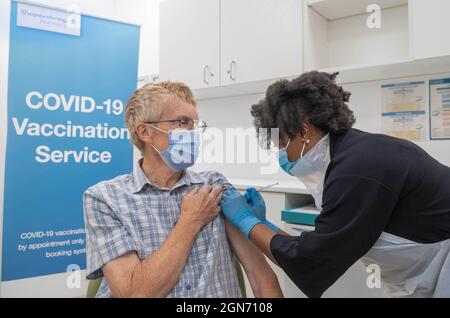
[270, 129, 450, 298]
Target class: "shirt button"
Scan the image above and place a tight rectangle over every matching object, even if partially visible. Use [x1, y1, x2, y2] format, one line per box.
[185, 284, 192, 291]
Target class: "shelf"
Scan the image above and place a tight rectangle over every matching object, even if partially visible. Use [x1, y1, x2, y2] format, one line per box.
[307, 0, 408, 21]
[193, 77, 285, 100]
[326, 55, 450, 84]
[193, 55, 450, 100]
[304, 0, 410, 73]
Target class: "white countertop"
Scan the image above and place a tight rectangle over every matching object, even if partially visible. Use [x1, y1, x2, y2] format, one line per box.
[228, 178, 310, 195]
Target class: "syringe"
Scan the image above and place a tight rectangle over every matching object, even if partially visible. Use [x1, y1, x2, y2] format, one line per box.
[255, 182, 279, 192]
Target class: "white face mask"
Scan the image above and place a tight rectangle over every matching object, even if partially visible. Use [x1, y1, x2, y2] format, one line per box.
[279, 134, 331, 209]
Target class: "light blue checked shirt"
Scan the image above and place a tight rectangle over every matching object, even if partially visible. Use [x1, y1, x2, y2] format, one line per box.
[83, 162, 242, 298]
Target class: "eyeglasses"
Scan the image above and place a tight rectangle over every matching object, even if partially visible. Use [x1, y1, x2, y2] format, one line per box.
[145, 118, 208, 133]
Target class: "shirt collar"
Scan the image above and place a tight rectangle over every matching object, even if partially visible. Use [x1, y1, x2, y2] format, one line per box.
[131, 160, 151, 193]
[132, 160, 206, 193]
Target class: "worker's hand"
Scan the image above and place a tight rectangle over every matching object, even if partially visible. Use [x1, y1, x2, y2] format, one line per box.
[220, 188, 262, 238]
[244, 188, 266, 219]
[180, 186, 222, 231]
[244, 188, 280, 234]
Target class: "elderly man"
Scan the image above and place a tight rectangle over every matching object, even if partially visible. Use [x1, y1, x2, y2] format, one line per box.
[83, 82, 283, 298]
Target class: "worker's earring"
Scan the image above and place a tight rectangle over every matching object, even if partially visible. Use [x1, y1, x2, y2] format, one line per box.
[300, 136, 311, 159]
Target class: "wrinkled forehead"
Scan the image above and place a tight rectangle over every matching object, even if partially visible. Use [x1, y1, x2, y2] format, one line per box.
[160, 97, 199, 120]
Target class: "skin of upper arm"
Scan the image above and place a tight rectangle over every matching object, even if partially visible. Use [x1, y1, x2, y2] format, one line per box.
[224, 220, 282, 297]
[102, 251, 143, 298]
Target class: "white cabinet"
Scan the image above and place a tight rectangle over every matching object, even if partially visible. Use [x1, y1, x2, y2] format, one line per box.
[411, 0, 450, 60]
[304, 0, 411, 71]
[159, 0, 450, 97]
[159, 0, 302, 91]
[159, 0, 220, 89]
[220, 0, 302, 85]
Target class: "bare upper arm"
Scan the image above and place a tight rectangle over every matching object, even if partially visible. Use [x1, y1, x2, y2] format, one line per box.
[224, 220, 273, 275]
[101, 251, 141, 298]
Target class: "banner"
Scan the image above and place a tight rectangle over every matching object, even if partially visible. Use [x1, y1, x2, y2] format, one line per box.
[2, 2, 139, 282]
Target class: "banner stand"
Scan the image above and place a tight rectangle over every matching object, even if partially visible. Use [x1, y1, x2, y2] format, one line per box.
[1, 0, 140, 297]
[0, 0, 12, 299]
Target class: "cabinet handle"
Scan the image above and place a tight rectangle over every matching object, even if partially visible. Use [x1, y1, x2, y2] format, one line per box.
[227, 60, 236, 81]
[203, 65, 210, 85]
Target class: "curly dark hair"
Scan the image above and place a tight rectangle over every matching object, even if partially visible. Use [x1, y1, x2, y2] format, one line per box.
[251, 71, 355, 147]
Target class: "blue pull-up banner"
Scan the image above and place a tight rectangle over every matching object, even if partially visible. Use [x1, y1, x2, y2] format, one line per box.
[2, 2, 139, 281]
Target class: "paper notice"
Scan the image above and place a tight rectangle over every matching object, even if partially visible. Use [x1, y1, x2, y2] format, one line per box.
[381, 81, 427, 142]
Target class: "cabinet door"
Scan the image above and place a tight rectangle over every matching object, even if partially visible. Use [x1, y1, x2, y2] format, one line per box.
[159, 0, 220, 89]
[411, 0, 450, 59]
[220, 0, 302, 85]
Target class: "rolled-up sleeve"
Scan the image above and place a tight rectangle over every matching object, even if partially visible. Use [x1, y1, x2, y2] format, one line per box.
[270, 175, 398, 298]
[83, 189, 138, 280]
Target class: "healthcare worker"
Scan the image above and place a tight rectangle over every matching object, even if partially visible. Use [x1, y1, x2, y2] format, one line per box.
[220, 71, 450, 298]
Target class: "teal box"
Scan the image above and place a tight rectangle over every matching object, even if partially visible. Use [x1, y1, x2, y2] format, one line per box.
[281, 206, 320, 226]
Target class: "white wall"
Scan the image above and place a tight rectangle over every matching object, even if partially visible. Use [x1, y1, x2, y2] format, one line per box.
[348, 75, 450, 167]
[193, 93, 295, 183]
[18, 0, 160, 78]
[114, 0, 160, 78]
[194, 74, 450, 182]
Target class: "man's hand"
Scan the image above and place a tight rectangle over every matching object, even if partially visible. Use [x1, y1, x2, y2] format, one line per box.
[102, 185, 222, 298]
[180, 185, 222, 230]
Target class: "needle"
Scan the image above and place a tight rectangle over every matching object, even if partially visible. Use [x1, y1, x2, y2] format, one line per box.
[256, 182, 279, 192]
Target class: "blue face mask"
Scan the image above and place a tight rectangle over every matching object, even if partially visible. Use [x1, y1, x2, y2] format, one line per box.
[278, 137, 308, 176]
[279, 149, 296, 176]
[278, 134, 331, 210]
[150, 127, 200, 172]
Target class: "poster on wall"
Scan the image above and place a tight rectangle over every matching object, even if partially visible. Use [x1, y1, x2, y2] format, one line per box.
[381, 81, 427, 142]
[430, 78, 450, 140]
[1, 2, 140, 282]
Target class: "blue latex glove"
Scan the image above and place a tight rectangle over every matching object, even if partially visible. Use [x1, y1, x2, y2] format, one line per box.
[244, 188, 266, 219]
[244, 188, 280, 233]
[220, 188, 262, 238]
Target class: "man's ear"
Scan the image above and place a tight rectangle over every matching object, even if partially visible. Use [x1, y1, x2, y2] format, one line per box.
[135, 123, 153, 146]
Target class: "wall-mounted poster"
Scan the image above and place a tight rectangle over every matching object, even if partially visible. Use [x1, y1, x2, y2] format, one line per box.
[430, 78, 450, 140]
[381, 81, 427, 142]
